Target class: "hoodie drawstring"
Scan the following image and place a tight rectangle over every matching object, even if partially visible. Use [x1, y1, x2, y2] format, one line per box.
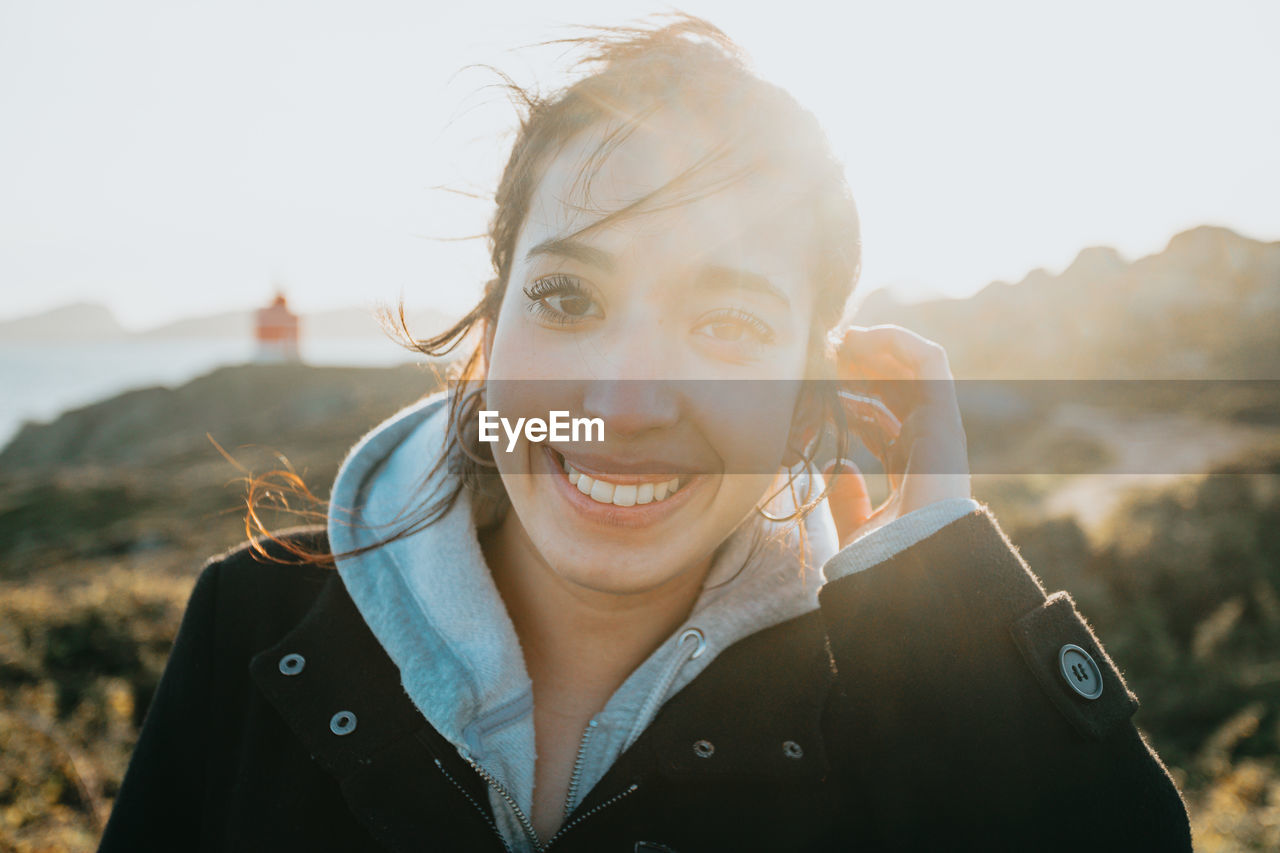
[623, 627, 706, 751]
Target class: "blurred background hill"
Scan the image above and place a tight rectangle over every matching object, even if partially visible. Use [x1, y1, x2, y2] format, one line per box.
[0, 303, 455, 343]
[0, 225, 1278, 850]
[853, 226, 1280, 380]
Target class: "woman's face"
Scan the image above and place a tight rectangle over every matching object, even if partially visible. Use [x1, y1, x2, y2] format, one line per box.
[484, 111, 822, 595]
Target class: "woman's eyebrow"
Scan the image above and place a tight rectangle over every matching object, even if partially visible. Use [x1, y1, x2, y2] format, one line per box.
[526, 237, 615, 271]
[697, 265, 791, 309]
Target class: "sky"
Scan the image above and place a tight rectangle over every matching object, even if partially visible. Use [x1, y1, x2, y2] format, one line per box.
[2, 0, 1277, 330]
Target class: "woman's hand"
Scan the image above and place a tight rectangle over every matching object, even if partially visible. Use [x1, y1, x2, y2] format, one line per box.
[825, 325, 972, 549]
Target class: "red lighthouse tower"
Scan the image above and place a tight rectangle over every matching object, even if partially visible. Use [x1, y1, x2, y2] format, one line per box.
[254, 292, 301, 363]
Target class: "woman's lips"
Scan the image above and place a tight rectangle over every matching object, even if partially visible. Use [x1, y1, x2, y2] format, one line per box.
[540, 446, 705, 527]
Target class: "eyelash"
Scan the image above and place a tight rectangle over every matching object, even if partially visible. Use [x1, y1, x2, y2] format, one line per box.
[522, 274, 777, 350]
[522, 274, 600, 325]
[697, 307, 776, 345]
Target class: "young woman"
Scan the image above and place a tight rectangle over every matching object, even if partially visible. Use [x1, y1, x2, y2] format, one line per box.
[100, 16, 1191, 853]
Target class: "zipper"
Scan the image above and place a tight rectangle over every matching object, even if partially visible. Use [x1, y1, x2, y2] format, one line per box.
[562, 719, 599, 820]
[438, 746, 640, 853]
[461, 754, 543, 851]
[545, 782, 640, 850]
[433, 758, 514, 853]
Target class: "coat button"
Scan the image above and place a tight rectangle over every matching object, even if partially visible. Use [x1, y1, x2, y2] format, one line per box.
[330, 711, 358, 736]
[278, 653, 306, 676]
[1059, 644, 1104, 700]
[692, 739, 715, 759]
[782, 740, 804, 760]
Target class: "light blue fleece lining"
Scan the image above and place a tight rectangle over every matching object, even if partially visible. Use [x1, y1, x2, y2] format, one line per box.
[328, 392, 978, 851]
[328, 395, 533, 771]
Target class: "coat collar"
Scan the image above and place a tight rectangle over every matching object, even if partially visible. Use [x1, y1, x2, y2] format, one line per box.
[250, 571, 505, 851]
[249, 567, 836, 850]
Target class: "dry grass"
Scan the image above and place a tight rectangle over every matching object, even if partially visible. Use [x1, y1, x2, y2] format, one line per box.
[0, 566, 193, 852]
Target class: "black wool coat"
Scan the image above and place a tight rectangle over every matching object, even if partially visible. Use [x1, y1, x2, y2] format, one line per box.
[99, 508, 1192, 852]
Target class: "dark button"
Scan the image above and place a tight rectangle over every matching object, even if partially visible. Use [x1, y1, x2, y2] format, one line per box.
[278, 653, 306, 676]
[692, 739, 714, 759]
[782, 740, 804, 760]
[330, 710, 358, 736]
[1059, 644, 1104, 700]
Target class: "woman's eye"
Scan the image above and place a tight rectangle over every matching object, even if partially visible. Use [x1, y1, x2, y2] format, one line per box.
[704, 321, 748, 342]
[522, 274, 603, 324]
[693, 308, 775, 354]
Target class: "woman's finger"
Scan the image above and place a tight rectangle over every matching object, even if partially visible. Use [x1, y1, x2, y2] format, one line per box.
[838, 391, 902, 479]
[837, 324, 953, 381]
[823, 458, 873, 545]
[835, 349, 912, 382]
[837, 324, 960, 429]
[830, 323, 971, 518]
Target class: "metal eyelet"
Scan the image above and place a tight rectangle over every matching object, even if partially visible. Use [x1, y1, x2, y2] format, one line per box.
[782, 740, 804, 760]
[330, 711, 358, 736]
[678, 628, 706, 660]
[692, 739, 715, 759]
[278, 653, 305, 675]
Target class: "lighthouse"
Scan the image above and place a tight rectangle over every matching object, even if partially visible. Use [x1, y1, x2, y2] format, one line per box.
[254, 292, 301, 363]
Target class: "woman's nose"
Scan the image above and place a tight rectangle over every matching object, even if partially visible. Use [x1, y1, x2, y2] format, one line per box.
[578, 319, 682, 435]
[580, 378, 680, 437]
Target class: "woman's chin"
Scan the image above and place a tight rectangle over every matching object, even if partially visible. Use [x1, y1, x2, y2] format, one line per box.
[540, 547, 702, 597]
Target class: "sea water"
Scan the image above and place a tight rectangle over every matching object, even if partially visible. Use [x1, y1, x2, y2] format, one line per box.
[0, 338, 417, 450]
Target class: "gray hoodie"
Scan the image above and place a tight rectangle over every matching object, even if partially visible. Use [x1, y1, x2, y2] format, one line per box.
[328, 392, 977, 851]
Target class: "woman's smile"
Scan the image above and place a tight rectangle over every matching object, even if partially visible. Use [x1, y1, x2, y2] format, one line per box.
[539, 445, 708, 529]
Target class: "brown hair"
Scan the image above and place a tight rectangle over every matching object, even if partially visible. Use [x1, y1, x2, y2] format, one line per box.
[243, 13, 860, 565]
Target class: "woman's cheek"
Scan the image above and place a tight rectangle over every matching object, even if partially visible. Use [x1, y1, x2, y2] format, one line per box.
[487, 320, 561, 382]
[482, 379, 580, 481]
[687, 381, 799, 476]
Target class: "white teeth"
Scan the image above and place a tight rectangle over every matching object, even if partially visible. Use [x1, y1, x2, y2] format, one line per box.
[589, 478, 615, 503]
[562, 461, 685, 507]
